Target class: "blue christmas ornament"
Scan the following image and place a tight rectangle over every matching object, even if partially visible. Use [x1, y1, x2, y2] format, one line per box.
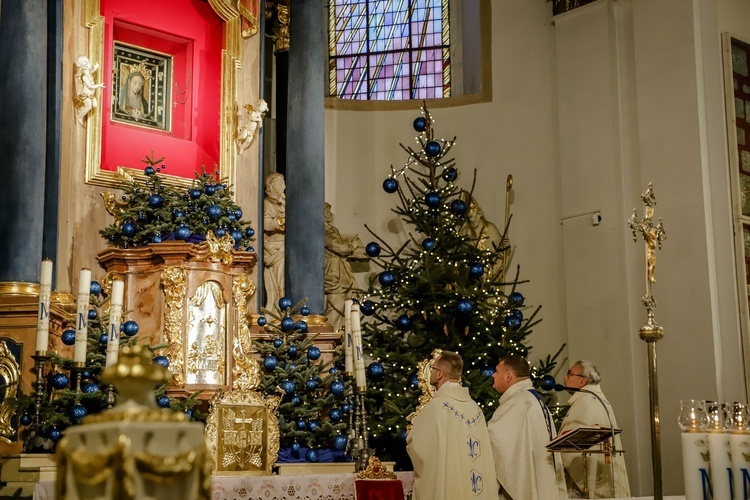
[360, 300, 375, 316]
[469, 263, 484, 279]
[61, 329, 76, 346]
[19, 413, 32, 426]
[378, 271, 396, 287]
[424, 191, 441, 208]
[189, 188, 202, 199]
[273, 337, 283, 348]
[156, 395, 171, 408]
[263, 355, 278, 370]
[409, 375, 419, 390]
[122, 320, 139, 337]
[291, 396, 301, 404]
[540, 375, 556, 391]
[400, 429, 408, 440]
[307, 420, 320, 431]
[246, 245, 254, 252]
[70, 404, 87, 421]
[230, 229, 243, 242]
[510, 309, 524, 321]
[153, 356, 170, 368]
[99, 333, 108, 344]
[292, 441, 301, 452]
[450, 199, 468, 215]
[365, 242, 381, 257]
[382, 177, 398, 193]
[121, 222, 137, 237]
[184, 408, 195, 420]
[421, 237, 436, 251]
[329, 366, 340, 374]
[82, 382, 100, 394]
[296, 320, 308, 333]
[395, 314, 412, 331]
[87, 309, 97, 320]
[367, 362, 385, 379]
[281, 380, 296, 394]
[152, 235, 163, 243]
[205, 184, 217, 195]
[81, 370, 91, 380]
[307, 346, 321, 360]
[442, 167, 458, 182]
[175, 225, 191, 240]
[257, 316, 267, 326]
[234, 208, 243, 219]
[214, 228, 227, 237]
[288, 346, 298, 356]
[342, 403, 351, 413]
[278, 296, 293, 310]
[504, 316, 521, 330]
[300, 305, 310, 316]
[51, 373, 69, 390]
[333, 434, 348, 450]
[305, 449, 319, 462]
[330, 379, 345, 396]
[296, 420, 307, 430]
[425, 140, 441, 157]
[144, 165, 155, 176]
[329, 408, 342, 421]
[175, 210, 186, 219]
[49, 427, 62, 442]
[227, 213, 237, 222]
[481, 367, 495, 378]
[306, 378, 319, 390]
[90, 281, 102, 295]
[148, 194, 164, 208]
[246, 227, 255, 237]
[413, 116, 427, 132]
[280, 316, 295, 331]
[456, 299, 473, 314]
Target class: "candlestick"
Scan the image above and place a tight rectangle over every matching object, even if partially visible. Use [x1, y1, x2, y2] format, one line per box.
[74, 268, 91, 364]
[350, 303, 366, 391]
[105, 280, 124, 367]
[344, 299, 353, 376]
[35, 260, 53, 353]
[24, 353, 50, 452]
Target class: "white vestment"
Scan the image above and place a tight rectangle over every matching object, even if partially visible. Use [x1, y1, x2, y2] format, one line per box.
[488, 379, 567, 500]
[559, 384, 631, 498]
[407, 382, 499, 500]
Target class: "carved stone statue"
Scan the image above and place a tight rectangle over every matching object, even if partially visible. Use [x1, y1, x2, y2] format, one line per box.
[324, 202, 365, 331]
[461, 195, 507, 278]
[73, 55, 105, 126]
[263, 173, 285, 311]
[237, 99, 268, 155]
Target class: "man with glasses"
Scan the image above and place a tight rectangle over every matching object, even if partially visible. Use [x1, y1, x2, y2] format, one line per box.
[406, 351, 498, 499]
[560, 361, 630, 498]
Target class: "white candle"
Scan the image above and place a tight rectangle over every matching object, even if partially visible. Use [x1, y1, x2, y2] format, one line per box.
[730, 431, 750, 500]
[708, 430, 733, 500]
[35, 260, 53, 353]
[344, 299, 353, 376]
[74, 269, 91, 364]
[105, 280, 125, 367]
[681, 432, 712, 500]
[350, 303, 366, 390]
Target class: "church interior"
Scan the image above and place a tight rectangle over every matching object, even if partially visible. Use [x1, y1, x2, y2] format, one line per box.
[1, 0, 750, 498]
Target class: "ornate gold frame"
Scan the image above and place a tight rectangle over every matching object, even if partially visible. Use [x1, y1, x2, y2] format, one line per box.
[82, 0, 243, 192]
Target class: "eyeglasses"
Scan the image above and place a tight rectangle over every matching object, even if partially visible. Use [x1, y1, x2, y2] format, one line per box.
[566, 370, 587, 378]
[431, 366, 443, 373]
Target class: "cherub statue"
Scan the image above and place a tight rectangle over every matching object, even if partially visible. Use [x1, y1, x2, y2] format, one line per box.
[237, 99, 269, 155]
[73, 55, 105, 126]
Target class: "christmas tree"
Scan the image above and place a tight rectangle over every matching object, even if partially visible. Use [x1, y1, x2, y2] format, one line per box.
[253, 297, 351, 462]
[100, 153, 255, 249]
[359, 105, 562, 464]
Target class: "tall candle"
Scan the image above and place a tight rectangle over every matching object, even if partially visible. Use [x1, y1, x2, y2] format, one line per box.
[344, 299, 353, 376]
[681, 432, 712, 500]
[350, 302, 366, 390]
[35, 260, 53, 353]
[74, 269, 91, 364]
[708, 430, 733, 500]
[730, 431, 750, 500]
[105, 280, 124, 367]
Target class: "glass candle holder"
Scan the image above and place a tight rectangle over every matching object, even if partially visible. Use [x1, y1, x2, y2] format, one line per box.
[678, 399, 708, 431]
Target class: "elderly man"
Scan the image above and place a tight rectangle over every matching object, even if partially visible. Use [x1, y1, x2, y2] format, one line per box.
[406, 351, 498, 500]
[488, 355, 567, 500]
[560, 360, 631, 498]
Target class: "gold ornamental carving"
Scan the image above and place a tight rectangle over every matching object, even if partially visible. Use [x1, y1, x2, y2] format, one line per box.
[406, 349, 442, 430]
[161, 266, 188, 386]
[0, 341, 20, 443]
[196, 230, 235, 266]
[232, 273, 256, 386]
[356, 456, 397, 480]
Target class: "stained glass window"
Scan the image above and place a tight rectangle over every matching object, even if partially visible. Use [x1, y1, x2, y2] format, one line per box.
[328, 0, 451, 101]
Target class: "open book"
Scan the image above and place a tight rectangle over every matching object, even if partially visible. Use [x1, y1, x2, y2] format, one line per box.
[546, 425, 622, 451]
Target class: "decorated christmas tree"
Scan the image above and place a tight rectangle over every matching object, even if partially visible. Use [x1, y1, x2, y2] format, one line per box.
[359, 105, 562, 463]
[100, 153, 255, 249]
[253, 297, 351, 462]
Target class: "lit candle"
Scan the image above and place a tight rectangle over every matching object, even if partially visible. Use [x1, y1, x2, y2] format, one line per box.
[344, 299, 353, 376]
[74, 269, 91, 364]
[350, 302, 366, 390]
[35, 260, 53, 353]
[105, 280, 125, 367]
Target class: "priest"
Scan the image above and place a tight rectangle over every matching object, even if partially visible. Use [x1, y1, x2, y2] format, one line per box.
[487, 355, 567, 500]
[406, 351, 498, 500]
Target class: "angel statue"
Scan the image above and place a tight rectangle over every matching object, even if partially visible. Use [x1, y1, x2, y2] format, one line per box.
[237, 99, 269, 155]
[73, 55, 105, 126]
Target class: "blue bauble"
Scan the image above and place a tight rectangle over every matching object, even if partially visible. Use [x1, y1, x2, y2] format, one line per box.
[49, 427, 62, 442]
[189, 188, 202, 199]
[296, 320, 308, 333]
[281, 380, 296, 394]
[296, 420, 307, 430]
[234, 208, 243, 220]
[333, 434, 348, 450]
[425, 140, 442, 157]
[257, 316, 267, 326]
[184, 408, 195, 420]
[413, 116, 427, 132]
[510, 308, 524, 321]
[175, 210, 186, 219]
[307, 346, 321, 360]
[409, 375, 419, 390]
[70, 404, 87, 421]
[481, 367, 495, 378]
[122, 320, 139, 337]
[342, 403, 351, 413]
[329, 366, 340, 374]
[90, 281, 102, 295]
[292, 441, 301, 452]
[278, 296, 293, 310]
[153, 356, 170, 368]
[148, 194, 164, 208]
[227, 213, 237, 222]
[291, 396, 301, 404]
[245, 227, 255, 237]
[263, 355, 278, 370]
[360, 300, 375, 316]
[230, 229, 243, 242]
[206, 205, 222, 220]
[400, 429, 408, 440]
[82, 382, 99, 394]
[300, 305, 310, 316]
[99, 333, 108, 344]
[87, 309, 97, 320]
[442, 167, 458, 182]
[421, 237, 436, 251]
[61, 329, 76, 346]
[121, 222, 137, 237]
[156, 395, 171, 408]
[175, 225, 191, 240]
[144, 166, 155, 176]
[273, 337, 283, 348]
[450, 199, 468, 215]
[424, 191, 441, 208]
[378, 271, 395, 287]
[280, 316, 295, 331]
[382, 177, 398, 193]
[19, 413, 32, 426]
[215, 227, 227, 237]
[307, 420, 320, 431]
[330, 379, 345, 396]
[51, 373, 69, 390]
[305, 378, 319, 390]
[81, 370, 91, 380]
[365, 242, 381, 257]
[367, 362, 384, 379]
[456, 299, 473, 314]
[469, 263, 484, 279]
[305, 449, 319, 463]
[205, 184, 217, 195]
[152, 235, 163, 243]
[540, 375, 556, 391]
[395, 314, 412, 331]
[508, 317, 522, 330]
[288, 346, 298, 356]
[329, 408, 342, 422]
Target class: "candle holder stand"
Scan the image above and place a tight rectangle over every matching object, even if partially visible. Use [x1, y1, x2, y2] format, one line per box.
[71, 364, 86, 393]
[105, 384, 116, 408]
[351, 389, 370, 471]
[24, 353, 52, 452]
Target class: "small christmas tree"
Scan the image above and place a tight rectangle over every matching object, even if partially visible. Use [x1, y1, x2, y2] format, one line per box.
[253, 297, 351, 462]
[359, 105, 562, 464]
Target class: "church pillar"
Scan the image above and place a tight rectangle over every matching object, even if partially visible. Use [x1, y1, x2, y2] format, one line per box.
[0, 1, 49, 283]
[285, 0, 325, 313]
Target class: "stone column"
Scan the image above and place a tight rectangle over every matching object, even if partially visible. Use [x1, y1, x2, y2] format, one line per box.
[285, 0, 325, 313]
